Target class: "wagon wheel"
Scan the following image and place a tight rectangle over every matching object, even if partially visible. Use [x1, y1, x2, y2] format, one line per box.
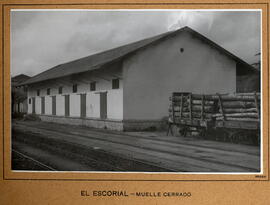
[228, 131, 245, 143]
[216, 129, 232, 142]
[251, 134, 259, 146]
[198, 128, 207, 139]
[178, 125, 188, 137]
[248, 131, 260, 146]
[229, 130, 259, 145]
[166, 122, 174, 136]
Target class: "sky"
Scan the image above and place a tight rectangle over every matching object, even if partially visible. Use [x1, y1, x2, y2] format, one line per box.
[11, 10, 261, 77]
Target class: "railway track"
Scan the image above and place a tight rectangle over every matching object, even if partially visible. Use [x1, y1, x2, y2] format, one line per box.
[15, 120, 259, 156]
[13, 130, 176, 172]
[12, 149, 56, 171]
[13, 122, 260, 172]
[12, 121, 260, 172]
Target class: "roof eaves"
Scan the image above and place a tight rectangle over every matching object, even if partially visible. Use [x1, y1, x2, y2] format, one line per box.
[20, 29, 180, 86]
[19, 26, 258, 86]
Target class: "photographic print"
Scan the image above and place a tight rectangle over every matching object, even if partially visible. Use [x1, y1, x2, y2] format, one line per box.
[11, 10, 261, 173]
[1, 1, 270, 204]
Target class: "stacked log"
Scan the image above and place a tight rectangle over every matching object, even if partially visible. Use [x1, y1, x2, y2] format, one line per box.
[214, 93, 260, 122]
[169, 92, 260, 123]
[168, 92, 260, 143]
[169, 93, 217, 121]
[192, 93, 260, 101]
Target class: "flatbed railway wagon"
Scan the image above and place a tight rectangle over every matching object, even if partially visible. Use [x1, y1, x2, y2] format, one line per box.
[168, 92, 261, 145]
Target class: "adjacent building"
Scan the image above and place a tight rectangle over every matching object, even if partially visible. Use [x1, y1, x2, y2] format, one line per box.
[20, 26, 258, 131]
[12, 74, 31, 114]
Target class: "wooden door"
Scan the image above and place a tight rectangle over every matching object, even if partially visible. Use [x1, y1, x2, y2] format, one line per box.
[52, 96, 56, 115]
[65, 95, 70, 117]
[32, 97, 35, 114]
[100, 92, 107, 119]
[80, 94, 86, 118]
[41, 97, 45, 114]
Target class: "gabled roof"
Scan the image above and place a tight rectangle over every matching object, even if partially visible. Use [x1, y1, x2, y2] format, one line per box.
[12, 74, 31, 86]
[21, 26, 257, 85]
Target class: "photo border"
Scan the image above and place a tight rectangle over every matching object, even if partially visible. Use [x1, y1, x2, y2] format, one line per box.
[1, 1, 269, 182]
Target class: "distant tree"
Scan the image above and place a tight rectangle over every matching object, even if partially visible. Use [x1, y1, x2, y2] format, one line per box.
[252, 52, 261, 70]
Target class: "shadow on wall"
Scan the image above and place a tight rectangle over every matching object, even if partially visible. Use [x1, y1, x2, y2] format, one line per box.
[237, 73, 260, 93]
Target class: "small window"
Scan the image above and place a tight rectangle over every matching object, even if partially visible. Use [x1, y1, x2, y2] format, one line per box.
[47, 88, 50, 95]
[29, 98, 31, 104]
[90, 82, 96, 91]
[37, 89, 40, 96]
[58, 86, 63, 94]
[73, 84, 77, 93]
[112, 79, 119, 89]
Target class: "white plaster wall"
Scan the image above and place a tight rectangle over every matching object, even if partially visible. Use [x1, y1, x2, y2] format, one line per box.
[77, 83, 89, 93]
[70, 93, 80, 117]
[19, 103, 24, 112]
[97, 80, 113, 91]
[56, 95, 65, 116]
[86, 92, 100, 118]
[39, 89, 46, 97]
[123, 31, 236, 120]
[27, 89, 40, 114]
[26, 66, 124, 120]
[107, 89, 123, 120]
[50, 87, 58, 96]
[45, 96, 52, 115]
[24, 100, 28, 113]
[63, 85, 72, 94]
[35, 97, 41, 114]
[27, 89, 35, 97]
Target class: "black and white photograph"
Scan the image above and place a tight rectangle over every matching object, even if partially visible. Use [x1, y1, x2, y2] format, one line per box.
[11, 10, 261, 173]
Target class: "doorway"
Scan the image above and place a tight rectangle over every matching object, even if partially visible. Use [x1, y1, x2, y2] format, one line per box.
[32, 97, 35, 114]
[64, 95, 70, 117]
[52, 96, 56, 115]
[100, 92, 107, 119]
[41, 97, 45, 114]
[80, 94, 86, 118]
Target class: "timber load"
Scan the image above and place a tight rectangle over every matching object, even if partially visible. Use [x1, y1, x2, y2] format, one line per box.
[213, 93, 260, 130]
[168, 92, 261, 144]
[169, 92, 218, 128]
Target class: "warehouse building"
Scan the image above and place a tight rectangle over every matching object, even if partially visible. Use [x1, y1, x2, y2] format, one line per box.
[20, 26, 258, 131]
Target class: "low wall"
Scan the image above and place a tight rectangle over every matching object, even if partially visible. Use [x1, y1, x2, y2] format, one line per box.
[39, 115, 124, 131]
[38, 115, 166, 131]
[123, 120, 166, 131]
